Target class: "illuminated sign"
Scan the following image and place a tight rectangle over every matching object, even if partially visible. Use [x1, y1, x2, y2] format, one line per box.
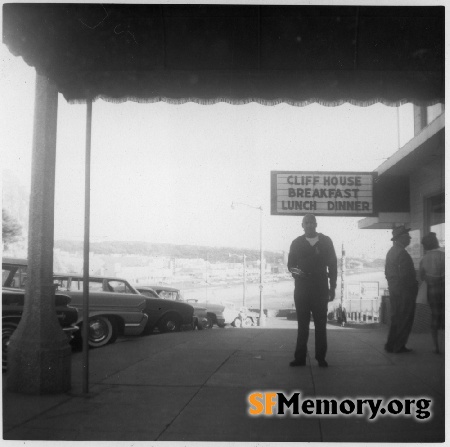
[271, 171, 375, 216]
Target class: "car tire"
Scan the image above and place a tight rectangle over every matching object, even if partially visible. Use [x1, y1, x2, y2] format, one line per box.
[232, 317, 242, 328]
[204, 315, 214, 329]
[158, 314, 181, 333]
[2, 321, 19, 370]
[88, 316, 117, 348]
[242, 317, 253, 328]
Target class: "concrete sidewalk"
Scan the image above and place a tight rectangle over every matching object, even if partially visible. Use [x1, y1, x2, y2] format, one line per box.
[2, 319, 445, 442]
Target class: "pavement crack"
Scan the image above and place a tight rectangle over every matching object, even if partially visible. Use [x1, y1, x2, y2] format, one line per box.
[3, 395, 74, 435]
[155, 347, 240, 441]
[307, 353, 325, 442]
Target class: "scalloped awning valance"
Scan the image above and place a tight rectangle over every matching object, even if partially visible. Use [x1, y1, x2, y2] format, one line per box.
[2, 4, 444, 106]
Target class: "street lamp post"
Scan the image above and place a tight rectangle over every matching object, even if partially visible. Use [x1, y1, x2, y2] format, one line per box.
[231, 202, 266, 326]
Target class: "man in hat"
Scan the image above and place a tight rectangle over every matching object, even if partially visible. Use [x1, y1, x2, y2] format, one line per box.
[384, 225, 418, 353]
[287, 214, 337, 367]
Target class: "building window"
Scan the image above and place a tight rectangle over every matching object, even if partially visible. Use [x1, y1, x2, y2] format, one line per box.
[426, 192, 445, 248]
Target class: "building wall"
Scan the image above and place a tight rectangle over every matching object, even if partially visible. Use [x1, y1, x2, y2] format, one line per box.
[409, 155, 445, 261]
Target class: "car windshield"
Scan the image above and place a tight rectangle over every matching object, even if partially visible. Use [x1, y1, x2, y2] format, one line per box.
[58, 277, 104, 292]
[2, 264, 27, 289]
[139, 289, 160, 298]
[54, 276, 138, 294]
[106, 280, 137, 294]
[157, 290, 184, 301]
[55, 276, 138, 294]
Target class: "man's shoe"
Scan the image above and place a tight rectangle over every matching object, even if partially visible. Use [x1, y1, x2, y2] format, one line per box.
[318, 360, 328, 368]
[289, 360, 306, 367]
[384, 344, 393, 353]
[397, 346, 412, 353]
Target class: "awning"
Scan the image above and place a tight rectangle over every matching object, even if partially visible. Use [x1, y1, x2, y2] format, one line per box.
[3, 4, 444, 106]
[373, 113, 445, 177]
[359, 113, 445, 229]
[358, 212, 411, 230]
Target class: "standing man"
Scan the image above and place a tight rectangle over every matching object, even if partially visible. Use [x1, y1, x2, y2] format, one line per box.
[287, 214, 337, 367]
[384, 225, 418, 353]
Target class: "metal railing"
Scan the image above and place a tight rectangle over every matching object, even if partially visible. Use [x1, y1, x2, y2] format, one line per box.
[338, 298, 380, 323]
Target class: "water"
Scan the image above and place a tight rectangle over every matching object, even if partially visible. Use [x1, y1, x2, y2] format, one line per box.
[181, 268, 387, 312]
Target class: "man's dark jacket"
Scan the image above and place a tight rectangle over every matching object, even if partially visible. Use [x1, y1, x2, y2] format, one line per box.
[385, 242, 418, 295]
[287, 233, 337, 296]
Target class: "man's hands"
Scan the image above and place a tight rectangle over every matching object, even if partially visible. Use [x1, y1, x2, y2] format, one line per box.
[290, 268, 308, 279]
[328, 288, 336, 302]
[290, 269, 336, 303]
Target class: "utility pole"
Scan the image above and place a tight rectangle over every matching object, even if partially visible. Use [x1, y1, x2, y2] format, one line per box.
[243, 254, 247, 308]
[205, 252, 209, 305]
[231, 201, 265, 326]
[341, 243, 346, 307]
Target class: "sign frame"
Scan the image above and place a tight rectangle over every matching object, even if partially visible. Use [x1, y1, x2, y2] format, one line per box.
[271, 170, 377, 217]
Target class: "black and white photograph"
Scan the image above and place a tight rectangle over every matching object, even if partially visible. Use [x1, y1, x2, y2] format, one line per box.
[1, 1, 445, 443]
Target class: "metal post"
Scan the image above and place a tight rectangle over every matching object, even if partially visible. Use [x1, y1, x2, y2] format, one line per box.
[205, 252, 209, 304]
[82, 99, 92, 394]
[243, 254, 246, 307]
[341, 244, 345, 306]
[230, 201, 265, 326]
[259, 207, 265, 326]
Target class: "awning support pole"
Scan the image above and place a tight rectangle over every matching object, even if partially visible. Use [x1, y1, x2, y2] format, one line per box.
[7, 73, 71, 394]
[82, 99, 92, 394]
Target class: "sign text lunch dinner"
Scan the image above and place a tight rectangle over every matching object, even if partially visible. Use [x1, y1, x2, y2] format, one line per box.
[271, 172, 375, 216]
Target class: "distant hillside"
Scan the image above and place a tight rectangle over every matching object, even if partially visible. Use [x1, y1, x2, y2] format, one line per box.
[54, 240, 286, 264]
[54, 240, 386, 270]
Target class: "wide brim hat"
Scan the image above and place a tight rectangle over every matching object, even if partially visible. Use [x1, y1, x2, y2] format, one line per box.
[391, 225, 411, 241]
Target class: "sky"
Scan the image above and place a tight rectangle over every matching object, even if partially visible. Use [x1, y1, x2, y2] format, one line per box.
[1, 40, 416, 259]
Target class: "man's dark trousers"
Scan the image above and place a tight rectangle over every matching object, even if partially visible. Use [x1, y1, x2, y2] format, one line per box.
[294, 282, 328, 362]
[385, 288, 417, 353]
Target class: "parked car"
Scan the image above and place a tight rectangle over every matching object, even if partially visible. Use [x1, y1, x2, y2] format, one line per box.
[2, 259, 149, 348]
[53, 274, 150, 346]
[55, 275, 195, 334]
[231, 307, 259, 327]
[2, 287, 79, 369]
[136, 285, 207, 331]
[147, 285, 239, 328]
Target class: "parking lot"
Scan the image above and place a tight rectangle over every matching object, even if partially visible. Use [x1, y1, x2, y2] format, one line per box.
[3, 319, 445, 442]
